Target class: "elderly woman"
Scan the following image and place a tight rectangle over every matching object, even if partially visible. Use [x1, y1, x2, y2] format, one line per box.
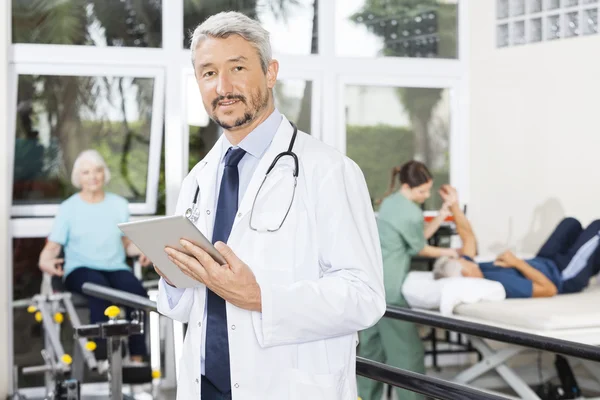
[38, 149, 151, 362]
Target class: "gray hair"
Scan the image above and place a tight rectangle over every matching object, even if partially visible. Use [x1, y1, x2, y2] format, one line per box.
[433, 257, 463, 280]
[189, 11, 272, 73]
[71, 149, 111, 189]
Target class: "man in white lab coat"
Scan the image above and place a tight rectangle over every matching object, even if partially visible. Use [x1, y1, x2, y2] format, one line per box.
[156, 11, 385, 400]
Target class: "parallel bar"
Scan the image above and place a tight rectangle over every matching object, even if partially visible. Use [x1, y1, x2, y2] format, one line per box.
[356, 357, 508, 400]
[82, 283, 157, 313]
[79, 284, 599, 396]
[386, 306, 600, 363]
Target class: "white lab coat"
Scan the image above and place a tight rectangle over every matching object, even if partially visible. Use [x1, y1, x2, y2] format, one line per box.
[157, 115, 385, 399]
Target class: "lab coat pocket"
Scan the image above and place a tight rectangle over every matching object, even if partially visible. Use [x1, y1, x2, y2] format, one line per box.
[252, 209, 301, 273]
[289, 368, 350, 400]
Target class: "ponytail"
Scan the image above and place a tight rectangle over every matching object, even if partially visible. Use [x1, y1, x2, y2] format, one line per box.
[376, 161, 432, 205]
[375, 167, 401, 205]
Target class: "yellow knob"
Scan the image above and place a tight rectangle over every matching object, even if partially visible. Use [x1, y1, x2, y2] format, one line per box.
[27, 305, 37, 313]
[151, 370, 161, 379]
[85, 341, 97, 351]
[104, 305, 121, 318]
[61, 354, 73, 365]
[35, 311, 43, 322]
[54, 312, 64, 324]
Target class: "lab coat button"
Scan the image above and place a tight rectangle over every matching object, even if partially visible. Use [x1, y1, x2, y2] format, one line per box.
[234, 383, 239, 388]
[195, 378, 199, 384]
[206, 210, 211, 215]
[237, 212, 242, 218]
[231, 325, 236, 330]
[198, 321, 201, 327]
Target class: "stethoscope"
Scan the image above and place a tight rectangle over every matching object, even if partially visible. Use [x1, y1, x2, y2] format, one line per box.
[185, 121, 299, 232]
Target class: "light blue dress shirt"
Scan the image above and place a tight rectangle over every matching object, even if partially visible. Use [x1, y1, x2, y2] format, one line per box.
[162, 108, 282, 375]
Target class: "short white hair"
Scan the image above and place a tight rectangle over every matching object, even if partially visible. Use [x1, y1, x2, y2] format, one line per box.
[433, 257, 463, 280]
[71, 149, 111, 189]
[189, 11, 272, 73]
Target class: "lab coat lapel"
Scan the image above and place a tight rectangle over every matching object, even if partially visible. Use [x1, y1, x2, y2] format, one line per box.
[194, 135, 225, 240]
[232, 116, 295, 232]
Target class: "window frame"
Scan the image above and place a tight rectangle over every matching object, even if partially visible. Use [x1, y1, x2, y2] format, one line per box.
[9, 63, 165, 217]
[336, 74, 468, 213]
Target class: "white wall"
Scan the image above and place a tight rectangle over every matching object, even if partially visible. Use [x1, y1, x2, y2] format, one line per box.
[1, 0, 12, 395]
[468, 0, 600, 256]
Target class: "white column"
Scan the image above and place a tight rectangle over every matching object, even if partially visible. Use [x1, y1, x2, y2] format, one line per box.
[163, 0, 186, 215]
[0, 0, 13, 395]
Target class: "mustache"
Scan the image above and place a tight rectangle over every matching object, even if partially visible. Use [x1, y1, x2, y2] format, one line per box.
[212, 94, 246, 110]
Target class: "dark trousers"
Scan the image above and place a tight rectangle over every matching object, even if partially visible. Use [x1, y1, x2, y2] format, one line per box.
[537, 218, 600, 293]
[64, 267, 148, 357]
[201, 376, 232, 400]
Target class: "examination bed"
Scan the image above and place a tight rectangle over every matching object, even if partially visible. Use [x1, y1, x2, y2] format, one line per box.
[403, 272, 600, 399]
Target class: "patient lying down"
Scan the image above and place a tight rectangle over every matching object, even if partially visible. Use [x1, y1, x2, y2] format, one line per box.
[433, 187, 600, 298]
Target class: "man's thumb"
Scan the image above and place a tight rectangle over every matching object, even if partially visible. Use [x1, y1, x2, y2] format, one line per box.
[215, 242, 240, 267]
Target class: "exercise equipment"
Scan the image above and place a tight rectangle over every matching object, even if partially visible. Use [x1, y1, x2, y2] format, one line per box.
[17, 291, 153, 400]
[22, 293, 99, 396]
[73, 305, 145, 400]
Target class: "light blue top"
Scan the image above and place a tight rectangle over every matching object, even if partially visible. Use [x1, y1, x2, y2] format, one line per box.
[163, 108, 283, 375]
[49, 192, 131, 277]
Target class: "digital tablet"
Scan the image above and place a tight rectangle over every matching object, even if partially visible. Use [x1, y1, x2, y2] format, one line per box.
[118, 215, 226, 288]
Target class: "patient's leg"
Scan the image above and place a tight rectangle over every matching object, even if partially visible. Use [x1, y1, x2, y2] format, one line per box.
[560, 220, 600, 293]
[64, 268, 113, 359]
[106, 270, 149, 359]
[64, 267, 112, 323]
[564, 220, 600, 259]
[537, 217, 582, 266]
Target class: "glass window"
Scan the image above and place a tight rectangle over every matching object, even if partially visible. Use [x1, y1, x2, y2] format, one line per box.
[344, 85, 450, 211]
[336, 0, 459, 59]
[187, 76, 313, 171]
[183, 0, 318, 54]
[497, 0, 600, 46]
[12, 74, 157, 212]
[12, 0, 162, 47]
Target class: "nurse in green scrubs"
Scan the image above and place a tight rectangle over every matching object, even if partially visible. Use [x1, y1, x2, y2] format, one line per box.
[358, 160, 458, 400]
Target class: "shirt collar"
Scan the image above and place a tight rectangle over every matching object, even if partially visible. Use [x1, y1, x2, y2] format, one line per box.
[221, 108, 282, 161]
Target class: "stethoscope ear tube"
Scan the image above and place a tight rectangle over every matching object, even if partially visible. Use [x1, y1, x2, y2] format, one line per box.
[266, 151, 299, 177]
[187, 120, 299, 225]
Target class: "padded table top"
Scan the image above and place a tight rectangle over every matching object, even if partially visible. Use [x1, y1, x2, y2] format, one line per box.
[454, 284, 600, 331]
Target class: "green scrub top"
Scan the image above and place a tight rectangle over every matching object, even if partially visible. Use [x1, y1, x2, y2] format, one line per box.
[377, 192, 426, 306]
[358, 191, 427, 400]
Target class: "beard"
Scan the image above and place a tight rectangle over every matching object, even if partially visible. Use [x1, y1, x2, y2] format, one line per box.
[210, 86, 269, 130]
